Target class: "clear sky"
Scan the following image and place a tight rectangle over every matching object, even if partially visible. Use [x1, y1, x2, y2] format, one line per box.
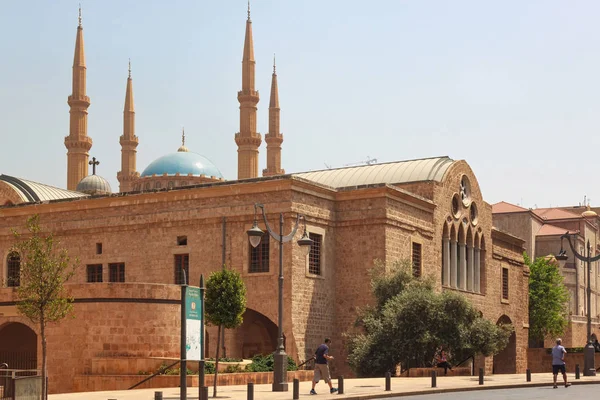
[1, 0, 599, 208]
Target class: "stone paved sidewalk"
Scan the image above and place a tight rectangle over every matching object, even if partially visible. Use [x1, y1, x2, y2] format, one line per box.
[48, 373, 600, 400]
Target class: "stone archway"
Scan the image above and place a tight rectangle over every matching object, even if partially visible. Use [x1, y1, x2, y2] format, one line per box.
[0, 323, 37, 369]
[237, 309, 277, 359]
[493, 315, 516, 374]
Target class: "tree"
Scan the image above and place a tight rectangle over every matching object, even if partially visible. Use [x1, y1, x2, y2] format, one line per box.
[526, 253, 569, 347]
[204, 268, 246, 397]
[10, 215, 76, 400]
[346, 260, 512, 377]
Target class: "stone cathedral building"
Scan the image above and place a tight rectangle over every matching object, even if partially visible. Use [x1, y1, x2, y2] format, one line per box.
[0, 7, 529, 394]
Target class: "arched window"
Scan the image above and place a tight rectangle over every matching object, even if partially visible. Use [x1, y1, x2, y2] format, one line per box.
[144, 182, 151, 191]
[7, 252, 20, 287]
[168, 181, 175, 189]
[155, 182, 162, 189]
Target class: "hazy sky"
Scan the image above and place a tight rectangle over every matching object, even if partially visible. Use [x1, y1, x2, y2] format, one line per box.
[1, 0, 599, 208]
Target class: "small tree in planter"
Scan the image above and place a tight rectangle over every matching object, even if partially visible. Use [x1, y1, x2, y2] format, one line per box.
[10, 215, 77, 400]
[205, 268, 246, 397]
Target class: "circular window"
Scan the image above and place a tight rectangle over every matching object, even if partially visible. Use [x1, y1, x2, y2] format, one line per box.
[452, 194, 460, 218]
[470, 202, 478, 226]
[460, 176, 472, 206]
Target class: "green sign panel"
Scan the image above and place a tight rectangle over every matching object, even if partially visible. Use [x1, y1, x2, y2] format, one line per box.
[186, 286, 202, 361]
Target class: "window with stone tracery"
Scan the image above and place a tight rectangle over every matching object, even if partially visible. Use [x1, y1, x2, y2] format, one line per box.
[7, 252, 20, 287]
[249, 233, 269, 273]
[87, 264, 103, 283]
[174, 254, 189, 284]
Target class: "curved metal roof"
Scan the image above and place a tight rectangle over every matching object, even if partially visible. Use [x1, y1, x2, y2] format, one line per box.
[294, 156, 454, 189]
[0, 175, 88, 203]
[141, 152, 223, 178]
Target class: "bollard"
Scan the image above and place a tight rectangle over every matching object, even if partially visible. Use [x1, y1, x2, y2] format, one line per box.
[478, 368, 484, 385]
[385, 371, 391, 391]
[575, 364, 580, 380]
[201, 386, 209, 400]
[293, 378, 299, 400]
[247, 382, 254, 400]
[154, 391, 163, 400]
[526, 368, 531, 382]
[338, 376, 344, 394]
[431, 370, 437, 388]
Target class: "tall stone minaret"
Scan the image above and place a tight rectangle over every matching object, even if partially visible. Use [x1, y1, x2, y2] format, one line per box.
[235, 3, 261, 179]
[64, 7, 92, 191]
[263, 56, 284, 177]
[117, 60, 139, 192]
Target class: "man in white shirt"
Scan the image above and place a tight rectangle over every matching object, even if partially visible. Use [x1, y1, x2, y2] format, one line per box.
[551, 338, 571, 388]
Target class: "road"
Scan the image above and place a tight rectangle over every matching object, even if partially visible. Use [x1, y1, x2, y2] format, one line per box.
[383, 384, 599, 399]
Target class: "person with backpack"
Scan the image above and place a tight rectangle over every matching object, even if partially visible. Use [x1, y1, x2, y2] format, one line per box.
[310, 338, 338, 395]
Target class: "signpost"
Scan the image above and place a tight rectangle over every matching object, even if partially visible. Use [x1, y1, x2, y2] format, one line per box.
[180, 274, 204, 400]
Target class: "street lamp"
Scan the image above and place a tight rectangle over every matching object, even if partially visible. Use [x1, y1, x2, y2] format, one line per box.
[555, 228, 597, 376]
[246, 203, 312, 391]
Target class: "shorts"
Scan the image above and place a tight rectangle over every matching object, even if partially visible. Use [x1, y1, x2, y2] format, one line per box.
[552, 364, 566, 375]
[313, 363, 331, 383]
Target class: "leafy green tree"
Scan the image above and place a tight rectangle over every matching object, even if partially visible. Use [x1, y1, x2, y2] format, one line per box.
[11, 215, 77, 400]
[526, 253, 569, 347]
[346, 260, 512, 377]
[204, 268, 246, 397]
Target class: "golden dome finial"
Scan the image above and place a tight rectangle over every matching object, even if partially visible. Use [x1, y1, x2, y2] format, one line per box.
[582, 203, 598, 219]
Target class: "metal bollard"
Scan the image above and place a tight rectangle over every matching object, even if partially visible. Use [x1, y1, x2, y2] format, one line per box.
[247, 382, 254, 400]
[385, 371, 391, 391]
[338, 376, 344, 394]
[293, 378, 299, 400]
[431, 370, 437, 388]
[201, 386, 209, 400]
[526, 368, 531, 382]
[478, 368, 484, 385]
[154, 391, 163, 400]
[575, 364, 580, 379]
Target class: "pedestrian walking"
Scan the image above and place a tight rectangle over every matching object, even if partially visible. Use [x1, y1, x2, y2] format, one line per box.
[551, 338, 571, 388]
[310, 338, 338, 395]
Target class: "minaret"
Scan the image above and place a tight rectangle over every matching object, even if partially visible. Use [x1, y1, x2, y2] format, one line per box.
[234, 2, 261, 179]
[117, 60, 140, 192]
[263, 56, 284, 177]
[64, 7, 93, 191]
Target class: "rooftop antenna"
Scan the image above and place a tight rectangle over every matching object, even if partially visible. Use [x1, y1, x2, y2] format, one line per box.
[343, 156, 378, 167]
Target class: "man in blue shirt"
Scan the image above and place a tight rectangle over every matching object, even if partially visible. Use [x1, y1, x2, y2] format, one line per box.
[310, 338, 338, 395]
[551, 338, 571, 388]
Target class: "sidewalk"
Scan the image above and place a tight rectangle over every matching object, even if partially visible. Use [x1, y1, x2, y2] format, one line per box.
[48, 373, 600, 400]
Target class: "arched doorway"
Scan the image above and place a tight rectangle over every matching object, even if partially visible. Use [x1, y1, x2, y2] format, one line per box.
[493, 315, 516, 374]
[238, 309, 277, 358]
[0, 323, 37, 369]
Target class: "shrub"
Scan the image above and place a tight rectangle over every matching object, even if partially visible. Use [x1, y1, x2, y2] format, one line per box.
[246, 354, 298, 372]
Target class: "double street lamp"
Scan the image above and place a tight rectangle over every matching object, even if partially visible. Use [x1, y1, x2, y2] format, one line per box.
[247, 203, 312, 392]
[556, 231, 597, 376]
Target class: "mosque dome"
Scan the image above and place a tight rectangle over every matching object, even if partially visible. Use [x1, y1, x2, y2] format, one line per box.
[141, 151, 223, 179]
[76, 174, 112, 195]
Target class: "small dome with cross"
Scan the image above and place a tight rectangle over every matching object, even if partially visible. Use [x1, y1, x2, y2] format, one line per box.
[76, 156, 112, 195]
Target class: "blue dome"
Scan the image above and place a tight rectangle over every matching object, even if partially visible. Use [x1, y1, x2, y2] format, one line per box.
[141, 152, 223, 178]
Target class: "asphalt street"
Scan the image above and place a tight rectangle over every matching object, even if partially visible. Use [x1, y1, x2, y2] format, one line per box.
[383, 384, 600, 399]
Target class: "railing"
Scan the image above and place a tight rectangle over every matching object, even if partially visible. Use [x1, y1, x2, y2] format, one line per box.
[0, 368, 40, 400]
[0, 353, 36, 371]
[128, 360, 180, 390]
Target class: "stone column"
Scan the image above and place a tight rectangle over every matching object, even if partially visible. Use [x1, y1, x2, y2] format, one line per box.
[450, 240, 457, 288]
[443, 237, 450, 286]
[467, 245, 474, 291]
[459, 243, 467, 290]
[474, 248, 481, 293]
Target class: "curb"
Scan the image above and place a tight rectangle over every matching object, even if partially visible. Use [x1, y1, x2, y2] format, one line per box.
[322, 379, 600, 400]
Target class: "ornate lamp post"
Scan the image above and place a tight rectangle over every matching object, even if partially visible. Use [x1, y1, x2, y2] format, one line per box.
[247, 203, 312, 391]
[556, 220, 597, 376]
